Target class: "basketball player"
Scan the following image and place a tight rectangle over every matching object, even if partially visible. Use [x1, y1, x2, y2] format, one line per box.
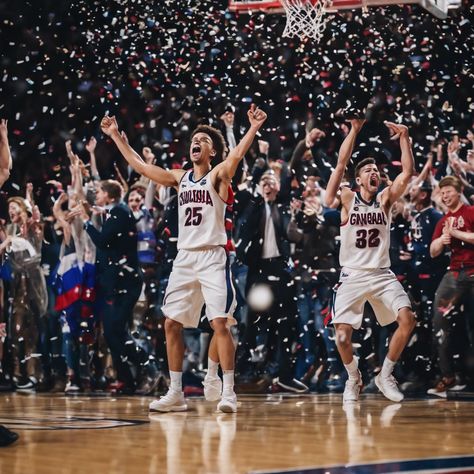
[325, 118, 416, 403]
[100, 104, 267, 413]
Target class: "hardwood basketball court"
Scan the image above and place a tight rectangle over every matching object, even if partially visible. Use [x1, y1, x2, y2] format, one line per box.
[1, 393, 474, 473]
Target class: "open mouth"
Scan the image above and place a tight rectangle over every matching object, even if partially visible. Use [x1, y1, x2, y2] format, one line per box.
[191, 145, 201, 157]
[370, 177, 378, 187]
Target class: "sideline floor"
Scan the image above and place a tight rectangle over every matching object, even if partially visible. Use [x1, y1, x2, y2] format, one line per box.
[1, 393, 474, 474]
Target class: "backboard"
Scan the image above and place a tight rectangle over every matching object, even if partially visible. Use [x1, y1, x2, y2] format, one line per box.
[228, 0, 461, 19]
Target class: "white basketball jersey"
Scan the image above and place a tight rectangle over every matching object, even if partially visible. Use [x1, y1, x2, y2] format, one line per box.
[339, 192, 391, 270]
[177, 170, 227, 250]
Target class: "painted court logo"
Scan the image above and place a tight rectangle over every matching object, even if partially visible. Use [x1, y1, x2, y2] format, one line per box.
[0, 415, 146, 431]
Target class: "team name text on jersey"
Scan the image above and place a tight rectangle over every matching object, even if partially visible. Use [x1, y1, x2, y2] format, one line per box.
[350, 212, 387, 226]
[179, 189, 213, 207]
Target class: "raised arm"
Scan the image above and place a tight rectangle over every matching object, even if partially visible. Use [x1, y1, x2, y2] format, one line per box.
[53, 193, 72, 245]
[85, 137, 101, 180]
[113, 161, 129, 195]
[0, 119, 12, 187]
[217, 104, 267, 181]
[384, 122, 415, 206]
[145, 179, 157, 210]
[324, 119, 365, 207]
[412, 152, 433, 188]
[220, 110, 237, 150]
[100, 115, 183, 187]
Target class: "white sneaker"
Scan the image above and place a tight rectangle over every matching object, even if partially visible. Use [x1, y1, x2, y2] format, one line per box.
[203, 375, 222, 401]
[217, 390, 237, 413]
[343, 371, 362, 403]
[149, 390, 188, 412]
[375, 373, 404, 402]
[65, 381, 80, 393]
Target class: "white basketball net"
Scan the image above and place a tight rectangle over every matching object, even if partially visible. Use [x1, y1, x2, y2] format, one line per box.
[281, 0, 334, 42]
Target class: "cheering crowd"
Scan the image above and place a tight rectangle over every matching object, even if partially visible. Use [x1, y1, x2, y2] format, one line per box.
[0, 110, 473, 399]
[0, 1, 473, 401]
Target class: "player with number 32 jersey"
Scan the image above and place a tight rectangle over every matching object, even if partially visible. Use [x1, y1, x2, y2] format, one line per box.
[323, 118, 416, 404]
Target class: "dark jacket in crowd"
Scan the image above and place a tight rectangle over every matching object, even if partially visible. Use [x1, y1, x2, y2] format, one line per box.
[85, 202, 141, 296]
[235, 192, 292, 266]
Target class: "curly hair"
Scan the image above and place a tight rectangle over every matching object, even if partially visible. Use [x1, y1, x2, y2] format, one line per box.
[191, 125, 227, 163]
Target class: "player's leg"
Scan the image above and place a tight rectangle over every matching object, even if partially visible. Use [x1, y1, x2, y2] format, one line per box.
[149, 317, 188, 412]
[374, 306, 415, 402]
[334, 323, 355, 365]
[210, 318, 237, 412]
[198, 247, 237, 412]
[332, 270, 366, 402]
[387, 307, 416, 363]
[369, 271, 415, 402]
[334, 323, 362, 402]
[202, 333, 223, 401]
[149, 252, 202, 412]
[165, 318, 186, 373]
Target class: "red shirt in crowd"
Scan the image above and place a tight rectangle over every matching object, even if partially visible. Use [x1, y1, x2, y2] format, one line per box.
[432, 204, 474, 271]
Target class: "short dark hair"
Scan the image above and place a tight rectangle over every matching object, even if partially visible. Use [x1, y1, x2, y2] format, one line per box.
[100, 179, 122, 201]
[354, 158, 377, 178]
[191, 125, 227, 162]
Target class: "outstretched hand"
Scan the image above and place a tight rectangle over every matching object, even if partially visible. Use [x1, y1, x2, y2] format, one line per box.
[385, 121, 409, 141]
[57, 192, 68, 205]
[86, 137, 97, 153]
[247, 104, 267, 129]
[306, 127, 326, 147]
[142, 147, 155, 164]
[65, 139, 74, 158]
[220, 110, 235, 128]
[69, 201, 91, 222]
[347, 118, 366, 133]
[100, 115, 119, 137]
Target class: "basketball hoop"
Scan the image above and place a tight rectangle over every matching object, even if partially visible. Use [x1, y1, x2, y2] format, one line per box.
[280, 0, 333, 42]
[229, 0, 462, 38]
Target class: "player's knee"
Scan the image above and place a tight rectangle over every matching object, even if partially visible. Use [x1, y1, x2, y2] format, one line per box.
[210, 318, 228, 335]
[398, 308, 416, 333]
[164, 317, 183, 335]
[335, 325, 352, 348]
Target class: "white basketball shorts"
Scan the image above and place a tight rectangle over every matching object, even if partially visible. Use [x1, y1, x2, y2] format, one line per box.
[162, 246, 237, 328]
[332, 267, 412, 329]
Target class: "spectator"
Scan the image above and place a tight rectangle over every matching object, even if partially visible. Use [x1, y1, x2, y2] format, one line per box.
[236, 171, 308, 393]
[76, 180, 151, 394]
[428, 176, 474, 396]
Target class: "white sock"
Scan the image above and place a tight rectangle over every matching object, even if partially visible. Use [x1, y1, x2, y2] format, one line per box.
[381, 357, 396, 378]
[169, 370, 183, 392]
[344, 358, 359, 380]
[222, 370, 234, 393]
[207, 358, 219, 378]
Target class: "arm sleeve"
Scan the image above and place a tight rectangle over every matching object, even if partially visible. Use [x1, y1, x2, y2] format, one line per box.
[85, 207, 127, 249]
[310, 144, 334, 185]
[431, 216, 445, 242]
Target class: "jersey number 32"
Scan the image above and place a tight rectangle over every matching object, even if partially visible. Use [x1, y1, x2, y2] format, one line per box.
[355, 229, 380, 248]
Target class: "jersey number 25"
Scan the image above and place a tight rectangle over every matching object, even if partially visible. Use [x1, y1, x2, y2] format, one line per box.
[185, 207, 203, 226]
